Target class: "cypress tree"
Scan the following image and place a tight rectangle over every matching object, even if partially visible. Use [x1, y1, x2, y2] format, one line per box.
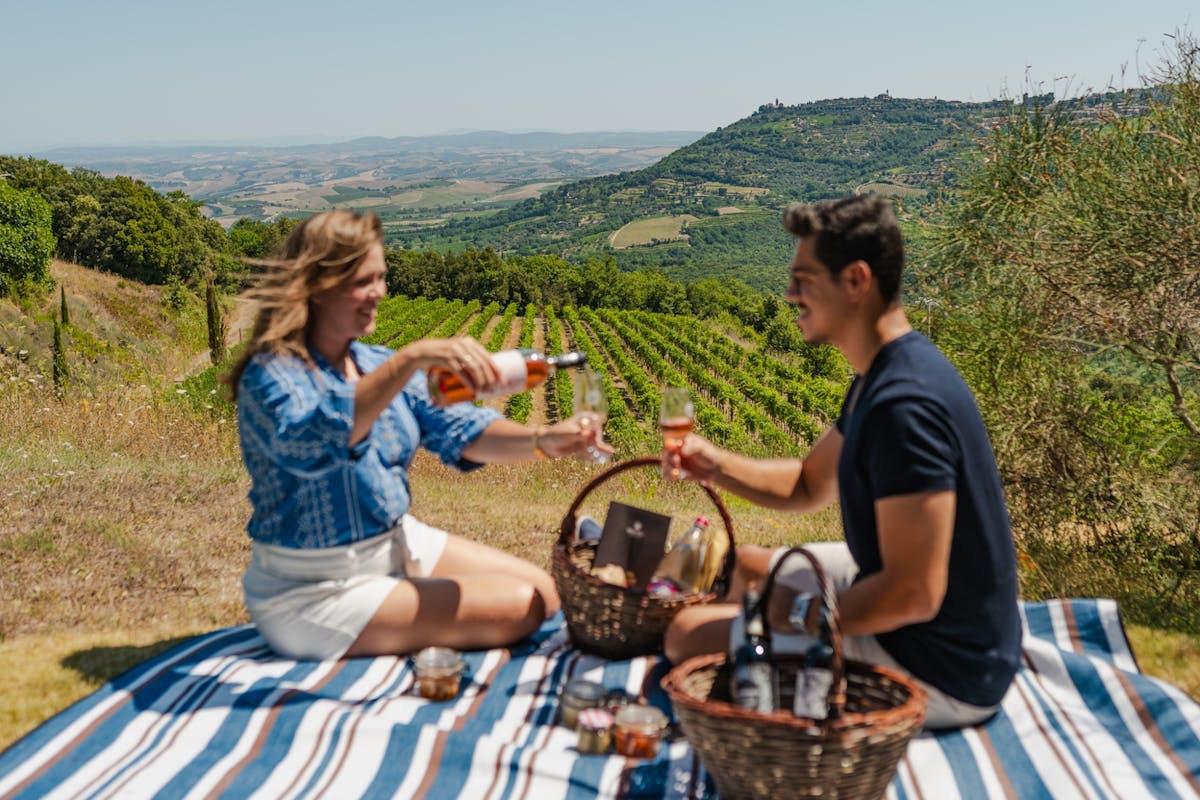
[59, 284, 69, 326]
[206, 275, 224, 365]
[52, 317, 68, 396]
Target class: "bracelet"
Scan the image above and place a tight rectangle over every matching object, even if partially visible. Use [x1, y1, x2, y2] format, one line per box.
[532, 425, 549, 460]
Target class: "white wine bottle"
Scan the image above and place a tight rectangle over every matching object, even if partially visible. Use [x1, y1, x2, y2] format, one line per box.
[651, 516, 709, 594]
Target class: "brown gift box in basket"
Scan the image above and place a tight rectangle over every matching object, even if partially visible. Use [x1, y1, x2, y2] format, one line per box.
[551, 456, 736, 660]
[661, 545, 928, 800]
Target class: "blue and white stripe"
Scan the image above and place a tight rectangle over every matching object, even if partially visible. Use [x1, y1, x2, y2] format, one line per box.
[1, 600, 1197, 799]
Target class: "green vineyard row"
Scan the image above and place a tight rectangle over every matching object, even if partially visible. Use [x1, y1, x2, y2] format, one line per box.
[363, 296, 848, 457]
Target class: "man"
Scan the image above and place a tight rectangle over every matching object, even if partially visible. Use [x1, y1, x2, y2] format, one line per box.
[663, 195, 1020, 729]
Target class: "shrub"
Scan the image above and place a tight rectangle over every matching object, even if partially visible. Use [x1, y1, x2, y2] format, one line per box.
[0, 181, 55, 296]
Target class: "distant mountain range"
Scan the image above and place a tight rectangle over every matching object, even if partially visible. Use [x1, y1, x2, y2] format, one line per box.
[30, 130, 705, 227]
[29, 93, 1135, 294]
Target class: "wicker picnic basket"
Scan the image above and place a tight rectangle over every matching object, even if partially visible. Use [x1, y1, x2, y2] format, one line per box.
[551, 456, 736, 660]
[662, 546, 927, 799]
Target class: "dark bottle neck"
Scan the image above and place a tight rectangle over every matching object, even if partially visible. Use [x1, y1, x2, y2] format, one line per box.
[547, 350, 588, 369]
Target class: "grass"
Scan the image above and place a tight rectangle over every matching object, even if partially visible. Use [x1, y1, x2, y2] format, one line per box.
[2, 268, 1199, 754]
[0, 370, 826, 751]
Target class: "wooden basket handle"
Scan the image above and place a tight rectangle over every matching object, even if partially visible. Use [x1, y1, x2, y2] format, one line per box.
[759, 545, 847, 720]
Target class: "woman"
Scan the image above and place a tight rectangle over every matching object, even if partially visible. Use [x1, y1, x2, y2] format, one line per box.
[223, 209, 610, 660]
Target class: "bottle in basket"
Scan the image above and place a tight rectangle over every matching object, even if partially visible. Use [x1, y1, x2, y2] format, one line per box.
[793, 609, 835, 720]
[730, 589, 778, 713]
[650, 516, 708, 594]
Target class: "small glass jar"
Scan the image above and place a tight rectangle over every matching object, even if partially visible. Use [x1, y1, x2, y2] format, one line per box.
[413, 647, 465, 701]
[613, 703, 668, 759]
[604, 688, 635, 715]
[575, 707, 614, 755]
[560, 679, 605, 729]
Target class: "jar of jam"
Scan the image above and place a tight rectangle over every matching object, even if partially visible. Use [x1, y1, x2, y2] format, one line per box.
[613, 703, 668, 759]
[560, 679, 605, 729]
[413, 647, 465, 701]
[575, 707, 614, 755]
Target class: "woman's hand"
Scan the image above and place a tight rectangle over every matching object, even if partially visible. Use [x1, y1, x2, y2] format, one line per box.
[535, 413, 615, 460]
[397, 337, 497, 394]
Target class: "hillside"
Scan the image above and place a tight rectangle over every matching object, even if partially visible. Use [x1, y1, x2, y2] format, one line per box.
[388, 96, 1012, 291]
[0, 261, 213, 388]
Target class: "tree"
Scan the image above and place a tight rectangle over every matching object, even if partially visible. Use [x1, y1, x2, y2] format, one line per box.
[941, 34, 1200, 444]
[0, 180, 55, 296]
[52, 316, 68, 396]
[206, 274, 225, 365]
[930, 32, 1200, 628]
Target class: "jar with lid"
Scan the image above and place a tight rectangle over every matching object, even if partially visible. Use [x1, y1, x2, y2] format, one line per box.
[613, 703, 668, 759]
[575, 707, 614, 755]
[413, 647, 465, 701]
[560, 679, 605, 729]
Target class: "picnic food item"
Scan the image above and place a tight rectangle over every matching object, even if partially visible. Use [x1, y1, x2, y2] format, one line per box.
[413, 647, 465, 701]
[552, 456, 736, 659]
[604, 689, 636, 715]
[560, 679, 606, 729]
[652, 516, 709, 594]
[427, 348, 587, 405]
[589, 564, 630, 587]
[575, 708, 615, 754]
[662, 546, 928, 799]
[613, 704, 668, 759]
[730, 589, 778, 713]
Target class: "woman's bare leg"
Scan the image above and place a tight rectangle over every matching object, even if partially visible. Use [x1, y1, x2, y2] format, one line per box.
[430, 534, 560, 616]
[344, 534, 559, 657]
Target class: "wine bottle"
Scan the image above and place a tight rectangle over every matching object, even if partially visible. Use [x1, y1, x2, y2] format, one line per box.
[730, 590, 778, 713]
[651, 516, 708, 594]
[427, 349, 587, 406]
[793, 609, 835, 720]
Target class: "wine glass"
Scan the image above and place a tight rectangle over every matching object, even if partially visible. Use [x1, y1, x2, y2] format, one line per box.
[574, 367, 610, 463]
[659, 386, 695, 480]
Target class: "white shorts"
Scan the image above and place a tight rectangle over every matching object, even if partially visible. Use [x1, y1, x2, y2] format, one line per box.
[242, 514, 448, 660]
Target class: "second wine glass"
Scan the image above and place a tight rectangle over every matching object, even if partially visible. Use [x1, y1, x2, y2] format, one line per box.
[574, 367, 610, 463]
[659, 386, 695, 480]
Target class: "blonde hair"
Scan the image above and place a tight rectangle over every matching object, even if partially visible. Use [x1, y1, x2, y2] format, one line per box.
[223, 210, 384, 398]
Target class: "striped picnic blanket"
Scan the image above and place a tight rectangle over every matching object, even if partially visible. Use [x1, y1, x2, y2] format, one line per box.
[1, 599, 1197, 799]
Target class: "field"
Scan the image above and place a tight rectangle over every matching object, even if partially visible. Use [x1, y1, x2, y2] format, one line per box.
[1, 267, 1197, 754]
[855, 181, 929, 198]
[609, 215, 700, 249]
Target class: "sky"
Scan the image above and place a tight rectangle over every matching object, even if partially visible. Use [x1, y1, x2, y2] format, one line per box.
[1, 0, 1195, 152]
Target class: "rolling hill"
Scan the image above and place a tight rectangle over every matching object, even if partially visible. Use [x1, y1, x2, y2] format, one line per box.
[387, 95, 1013, 291]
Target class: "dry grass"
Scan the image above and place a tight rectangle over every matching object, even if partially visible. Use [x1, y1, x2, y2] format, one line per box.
[0, 358, 833, 751]
[2, 271, 1198, 754]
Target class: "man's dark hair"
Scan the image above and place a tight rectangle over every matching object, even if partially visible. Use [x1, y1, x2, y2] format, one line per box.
[783, 195, 904, 304]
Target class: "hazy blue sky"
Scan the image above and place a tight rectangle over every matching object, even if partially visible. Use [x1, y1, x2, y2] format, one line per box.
[2, 0, 1194, 152]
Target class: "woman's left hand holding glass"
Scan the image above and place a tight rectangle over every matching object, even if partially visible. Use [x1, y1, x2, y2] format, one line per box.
[535, 413, 615, 461]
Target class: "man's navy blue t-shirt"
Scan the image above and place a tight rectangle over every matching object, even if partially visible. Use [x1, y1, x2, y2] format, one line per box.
[835, 331, 1020, 708]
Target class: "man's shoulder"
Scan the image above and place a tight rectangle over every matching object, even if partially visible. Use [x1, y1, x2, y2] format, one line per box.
[873, 333, 967, 397]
